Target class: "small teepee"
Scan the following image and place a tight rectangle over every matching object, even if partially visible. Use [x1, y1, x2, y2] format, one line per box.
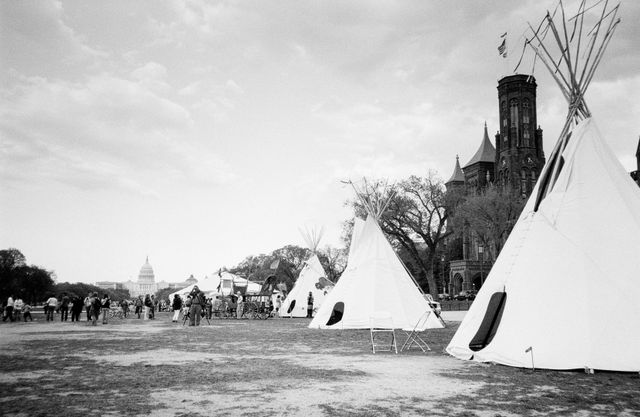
[281, 227, 334, 318]
[309, 180, 443, 330]
[447, 1, 640, 371]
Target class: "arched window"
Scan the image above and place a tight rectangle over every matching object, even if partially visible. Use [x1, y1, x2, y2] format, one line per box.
[522, 99, 530, 123]
[521, 168, 528, 194]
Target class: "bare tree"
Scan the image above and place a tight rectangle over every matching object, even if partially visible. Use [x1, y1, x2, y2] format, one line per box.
[448, 184, 525, 261]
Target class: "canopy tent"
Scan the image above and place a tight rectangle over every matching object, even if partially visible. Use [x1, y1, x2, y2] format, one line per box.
[447, 1, 640, 372]
[309, 213, 442, 330]
[168, 274, 221, 301]
[168, 271, 261, 301]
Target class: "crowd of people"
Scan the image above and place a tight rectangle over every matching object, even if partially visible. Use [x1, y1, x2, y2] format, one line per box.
[1, 289, 296, 326]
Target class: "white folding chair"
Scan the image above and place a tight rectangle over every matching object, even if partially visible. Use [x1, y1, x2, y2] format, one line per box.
[369, 312, 397, 354]
[401, 311, 432, 353]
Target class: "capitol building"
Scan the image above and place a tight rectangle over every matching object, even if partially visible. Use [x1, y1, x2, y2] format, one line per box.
[96, 257, 197, 297]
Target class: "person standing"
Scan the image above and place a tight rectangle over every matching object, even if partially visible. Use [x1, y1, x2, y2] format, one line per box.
[13, 298, 23, 322]
[135, 296, 143, 319]
[150, 295, 157, 319]
[84, 293, 92, 321]
[274, 295, 282, 318]
[71, 295, 83, 322]
[3, 295, 15, 322]
[171, 294, 182, 323]
[189, 286, 204, 326]
[307, 292, 314, 318]
[235, 291, 244, 319]
[120, 299, 129, 318]
[205, 298, 213, 320]
[101, 294, 111, 324]
[59, 292, 70, 322]
[143, 294, 152, 321]
[89, 292, 100, 326]
[45, 294, 58, 322]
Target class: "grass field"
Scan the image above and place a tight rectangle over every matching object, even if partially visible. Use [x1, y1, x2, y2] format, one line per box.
[0, 313, 638, 416]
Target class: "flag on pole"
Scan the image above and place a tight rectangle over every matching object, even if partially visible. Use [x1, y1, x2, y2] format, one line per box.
[498, 39, 507, 57]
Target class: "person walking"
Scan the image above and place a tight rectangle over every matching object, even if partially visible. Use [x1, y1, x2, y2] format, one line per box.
[307, 292, 314, 318]
[101, 294, 111, 324]
[188, 286, 204, 326]
[171, 294, 182, 323]
[59, 292, 70, 322]
[45, 294, 58, 322]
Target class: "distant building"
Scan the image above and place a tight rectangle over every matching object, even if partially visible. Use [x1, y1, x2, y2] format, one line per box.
[445, 75, 545, 296]
[96, 258, 199, 297]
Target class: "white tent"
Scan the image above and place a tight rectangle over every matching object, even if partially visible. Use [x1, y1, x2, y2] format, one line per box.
[309, 215, 443, 330]
[447, 2, 640, 371]
[169, 275, 221, 301]
[282, 254, 333, 317]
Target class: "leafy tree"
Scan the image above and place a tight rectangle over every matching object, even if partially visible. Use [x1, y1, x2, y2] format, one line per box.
[0, 249, 55, 304]
[347, 173, 451, 298]
[54, 282, 130, 303]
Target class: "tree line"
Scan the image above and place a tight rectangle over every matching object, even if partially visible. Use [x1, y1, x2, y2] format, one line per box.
[0, 248, 131, 305]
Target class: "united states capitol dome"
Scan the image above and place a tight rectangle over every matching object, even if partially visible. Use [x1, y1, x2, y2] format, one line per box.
[138, 256, 155, 284]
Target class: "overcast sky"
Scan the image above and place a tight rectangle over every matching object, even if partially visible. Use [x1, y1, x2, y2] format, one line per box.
[1, 0, 639, 284]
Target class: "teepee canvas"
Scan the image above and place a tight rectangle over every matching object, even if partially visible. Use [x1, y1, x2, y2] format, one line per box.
[447, 1, 640, 371]
[309, 196, 442, 329]
[282, 228, 334, 318]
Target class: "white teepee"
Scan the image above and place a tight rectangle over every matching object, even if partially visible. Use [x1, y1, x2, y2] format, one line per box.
[447, 1, 640, 371]
[309, 181, 442, 330]
[282, 227, 334, 318]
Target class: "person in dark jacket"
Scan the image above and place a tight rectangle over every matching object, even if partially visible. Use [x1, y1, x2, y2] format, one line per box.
[172, 295, 182, 323]
[307, 292, 314, 318]
[71, 295, 84, 322]
[188, 286, 205, 326]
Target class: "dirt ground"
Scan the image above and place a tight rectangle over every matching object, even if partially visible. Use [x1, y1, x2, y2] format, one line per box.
[0, 313, 638, 416]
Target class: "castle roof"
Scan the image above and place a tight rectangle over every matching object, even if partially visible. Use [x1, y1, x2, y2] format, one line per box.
[446, 155, 465, 184]
[463, 122, 496, 169]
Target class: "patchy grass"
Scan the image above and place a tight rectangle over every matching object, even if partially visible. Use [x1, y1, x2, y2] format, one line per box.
[0, 314, 638, 416]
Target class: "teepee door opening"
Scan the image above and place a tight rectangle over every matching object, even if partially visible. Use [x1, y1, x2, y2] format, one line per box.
[468, 291, 507, 352]
[325, 302, 344, 326]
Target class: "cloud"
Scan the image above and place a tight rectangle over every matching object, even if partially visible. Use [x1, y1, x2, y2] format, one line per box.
[0, 72, 234, 193]
[0, 0, 107, 78]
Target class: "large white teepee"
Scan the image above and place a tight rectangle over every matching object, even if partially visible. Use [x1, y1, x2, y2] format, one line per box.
[309, 214, 443, 330]
[447, 1, 640, 371]
[282, 227, 334, 318]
